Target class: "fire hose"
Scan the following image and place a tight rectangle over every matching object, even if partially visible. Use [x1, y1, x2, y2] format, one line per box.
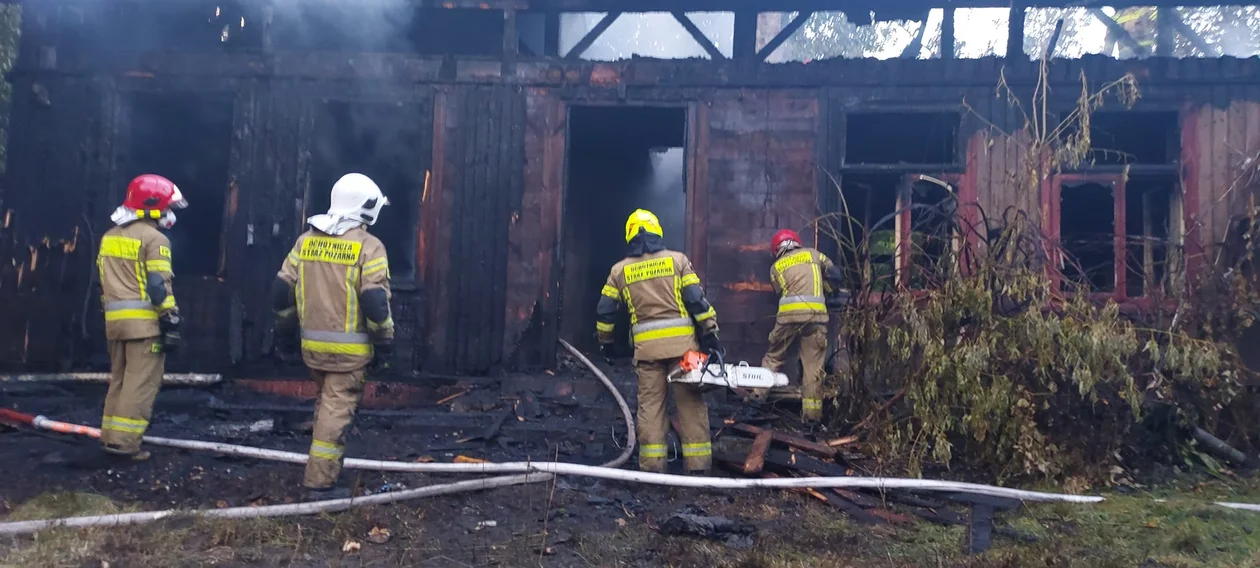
[0, 339, 1111, 535]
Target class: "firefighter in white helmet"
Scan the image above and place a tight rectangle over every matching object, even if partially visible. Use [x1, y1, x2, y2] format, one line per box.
[271, 173, 394, 498]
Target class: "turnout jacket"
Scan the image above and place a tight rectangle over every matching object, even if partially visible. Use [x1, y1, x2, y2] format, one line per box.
[273, 226, 394, 372]
[97, 220, 178, 341]
[596, 248, 719, 361]
[769, 246, 842, 325]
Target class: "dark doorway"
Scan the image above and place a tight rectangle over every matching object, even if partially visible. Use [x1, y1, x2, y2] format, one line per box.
[125, 93, 234, 277]
[309, 101, 432, 288]
[559, 106, 688, 354]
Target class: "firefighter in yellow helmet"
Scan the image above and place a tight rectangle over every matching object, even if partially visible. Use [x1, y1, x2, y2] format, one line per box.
[596, 209, 721, 474]
[762, 229, 845, 423]
[271, 173, 394, 499]
[96, 174, 187, 461]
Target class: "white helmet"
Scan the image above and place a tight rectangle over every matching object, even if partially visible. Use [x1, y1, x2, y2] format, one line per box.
[328, 173, 389, 226]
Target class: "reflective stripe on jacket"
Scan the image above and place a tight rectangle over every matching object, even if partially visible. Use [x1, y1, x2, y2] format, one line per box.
[596, 249, 718, 361]
[770, 247, 836, 325]
[97, 221, 176, 341]
[276, 227, 393, 372]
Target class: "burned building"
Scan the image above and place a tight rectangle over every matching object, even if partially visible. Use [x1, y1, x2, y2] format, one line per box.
[1, 0, 1259, 375]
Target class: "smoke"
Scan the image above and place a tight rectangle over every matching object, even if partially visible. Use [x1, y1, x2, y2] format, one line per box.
[639, 148, 687, 251]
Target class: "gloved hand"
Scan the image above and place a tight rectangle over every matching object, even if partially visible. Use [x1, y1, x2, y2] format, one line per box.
[273, 326, 300, 364]
[699, 332, 723, 356]
[370, 341, 394, 372]
[600, 343, 617, 365]
[159, 313, 182, 354]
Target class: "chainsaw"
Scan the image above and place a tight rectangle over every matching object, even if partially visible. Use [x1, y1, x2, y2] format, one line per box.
[666, 350, 789, 390]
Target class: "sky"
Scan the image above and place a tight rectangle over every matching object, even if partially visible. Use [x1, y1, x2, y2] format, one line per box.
[558, 7, 1258, 62]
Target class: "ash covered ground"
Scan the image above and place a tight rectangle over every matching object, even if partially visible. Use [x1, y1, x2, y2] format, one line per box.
[0, 361, 842, 567]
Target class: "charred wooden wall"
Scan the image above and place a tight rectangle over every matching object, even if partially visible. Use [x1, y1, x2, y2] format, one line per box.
[5, 50, 1260, 375]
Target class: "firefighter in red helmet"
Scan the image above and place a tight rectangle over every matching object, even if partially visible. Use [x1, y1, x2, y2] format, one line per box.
[95, 174, 187, 460]
[762, 229, 844, 423]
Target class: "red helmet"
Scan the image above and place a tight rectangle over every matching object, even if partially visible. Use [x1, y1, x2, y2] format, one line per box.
[123, 174, 187, 216]
[771, 229, 802, 253]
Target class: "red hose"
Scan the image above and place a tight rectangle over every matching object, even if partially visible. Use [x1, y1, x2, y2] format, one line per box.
[0, 408, 36, 426]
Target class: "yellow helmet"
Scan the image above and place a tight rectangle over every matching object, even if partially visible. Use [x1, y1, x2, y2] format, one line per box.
[624, 209, 664, 243]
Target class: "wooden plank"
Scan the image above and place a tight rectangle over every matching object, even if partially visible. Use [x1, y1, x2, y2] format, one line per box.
[727, 422, 839, 459]
[941, 8, 955, 59]
[743, 430, 772, 474]
[671, 12, 725, 60]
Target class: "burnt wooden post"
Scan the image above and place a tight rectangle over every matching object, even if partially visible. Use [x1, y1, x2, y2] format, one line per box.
[1155, 6, 1174, 57]
[543, 11, 560, 57]
[503, 8, 518, 77]
[1007, 4, 1025, 59]
[941, 8, 955, 59]
[733, 11, 757, 60]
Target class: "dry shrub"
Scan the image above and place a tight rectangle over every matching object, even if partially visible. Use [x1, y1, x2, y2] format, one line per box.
[817, 60, 1256, 483]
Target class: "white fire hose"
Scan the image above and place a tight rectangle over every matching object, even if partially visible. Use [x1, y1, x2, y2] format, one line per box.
[0, 340, 1111, 536]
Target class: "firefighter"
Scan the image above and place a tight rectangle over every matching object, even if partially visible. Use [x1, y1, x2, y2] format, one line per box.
[762, 229, 844, 423]
[596, 209, 721, 474]
[271, 173, 394, 498]
[97, 174, 187, 460]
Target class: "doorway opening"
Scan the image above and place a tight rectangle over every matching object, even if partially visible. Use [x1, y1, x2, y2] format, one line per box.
[559, 105, 688, 354]
[125, 93, 234, 277]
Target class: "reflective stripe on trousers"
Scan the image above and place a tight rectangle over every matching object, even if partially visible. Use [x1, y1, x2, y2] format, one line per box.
[102, 415, 149, 434]
[631, 317, 694, 343]
[310, 439, 344, 461]
[802, 398, 823, 411]
[778, 295, 826, 314]
[682, 442, 712, 458]
[104, 300, 159, 321]
[639, 443, 668, 458]
[301, 330, 371, 356]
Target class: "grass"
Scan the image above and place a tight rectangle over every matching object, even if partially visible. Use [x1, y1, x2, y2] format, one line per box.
[3, 477, 1260, 567]
[0, 492, 312, 567]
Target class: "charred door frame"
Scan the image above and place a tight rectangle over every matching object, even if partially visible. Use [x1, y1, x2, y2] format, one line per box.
[111, 80, 243, 371]
[553, 99, 705, 344]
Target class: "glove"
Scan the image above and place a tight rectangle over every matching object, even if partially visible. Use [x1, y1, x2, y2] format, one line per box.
[370, 341, 394, 372]
[273, 326, 300, 364]
[699, 332, 723, 356]
[159, 313, 182, 354]
[600, 343, 617, 365]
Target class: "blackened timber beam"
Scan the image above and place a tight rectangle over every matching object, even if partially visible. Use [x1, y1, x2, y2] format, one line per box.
[1088, 7, 1145, 57]
[1155, 6, 1174, 57]
[1006, 3, 1025, 59]
[503, 8, 519, 76]
[1169, 9, 1220, 56]
[543, 11, 561, 56]
[672, 11, 726, 60]
[941, 8, 955, 59]
[564, 11, 620, 60]
[900, 12, 931, 58]
[733, 11, 757, 60]
[756, 11, 811, 62]
[14, 0, 1255, 10]
[1045, 16, 1064, 59]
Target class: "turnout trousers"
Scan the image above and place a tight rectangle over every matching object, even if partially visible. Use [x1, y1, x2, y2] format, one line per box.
[305, 368, 367, 489]
[763, 322, 828, 422]
[635, 358, 711, 473]
[101, 338, 166, 455]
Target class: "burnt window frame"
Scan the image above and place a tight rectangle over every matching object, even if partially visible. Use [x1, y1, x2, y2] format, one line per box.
[1047, 106, 1184, 303]
[840, 108, 964, 168]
